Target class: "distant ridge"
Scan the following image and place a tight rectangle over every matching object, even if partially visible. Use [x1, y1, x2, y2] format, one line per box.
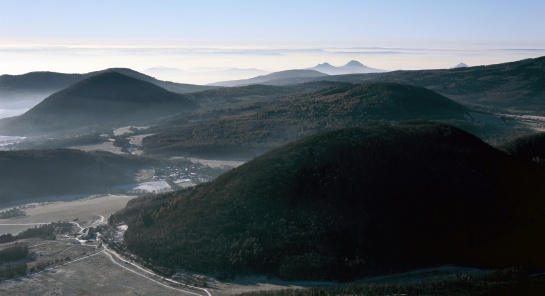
[99, 68, 217, 93]
[310, 60, 386, 74]
[143, 66, 270, 85]
[0, 68, 215, 95]
[0, 71, 196, 135]
[208, 69, 328, 87]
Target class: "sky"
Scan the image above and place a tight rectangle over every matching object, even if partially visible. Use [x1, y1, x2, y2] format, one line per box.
[1, 0, 544, 84]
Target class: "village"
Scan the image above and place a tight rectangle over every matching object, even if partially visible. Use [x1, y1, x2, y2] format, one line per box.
[113, 159, 233, 195]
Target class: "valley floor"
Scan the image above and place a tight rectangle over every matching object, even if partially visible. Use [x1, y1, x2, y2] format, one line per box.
[0, 247, 189, 295]
[0, 195, 134, 235]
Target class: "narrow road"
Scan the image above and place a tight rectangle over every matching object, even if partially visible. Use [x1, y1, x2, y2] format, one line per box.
[91, 215, 105, 226]
[102, 250, 203, 295]
[70, 215, 105, 233]
[13, 247, 210, 295]
[70, 221, 84, 233]
[0, 223, 49, 226]
[102, 245, 212, 296]
[5, 215, 212, 295]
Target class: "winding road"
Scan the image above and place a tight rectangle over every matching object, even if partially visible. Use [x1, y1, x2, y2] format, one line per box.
[4, 215, 212, 295]
[71, 215, 211, 295]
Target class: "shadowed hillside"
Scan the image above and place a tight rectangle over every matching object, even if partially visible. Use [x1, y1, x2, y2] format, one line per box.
[184, 81, 347, 106]
[142, 82, 470, 158]
[374, 56, 545, 111]
[0, 71, 197, 135]
[0, 149, 154, 204]
[501, 132, 545, 168]
[113, 122, 545, 280]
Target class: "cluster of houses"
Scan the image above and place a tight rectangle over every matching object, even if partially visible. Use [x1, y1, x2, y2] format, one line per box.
[62, 226, 98, 243]
[153, 163, 214, 186]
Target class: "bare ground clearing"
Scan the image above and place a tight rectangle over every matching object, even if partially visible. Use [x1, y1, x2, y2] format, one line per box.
[68, 140, 124, 154]
[128, 133, 154, 146]
[184, 157, 245, 169]
[211, 277, 331, 296]
[113, 126, 150, 136]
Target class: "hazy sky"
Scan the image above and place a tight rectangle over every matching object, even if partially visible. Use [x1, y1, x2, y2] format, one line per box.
[1, 0, 544, 83]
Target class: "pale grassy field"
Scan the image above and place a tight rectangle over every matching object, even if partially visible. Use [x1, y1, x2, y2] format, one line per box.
[68, 140, 125, 154]
[0, 195, 135, 235]
[0, 251, 183, 296]
[186, 157, 245, 169]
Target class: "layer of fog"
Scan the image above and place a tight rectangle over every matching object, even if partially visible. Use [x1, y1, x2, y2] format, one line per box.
[2, 46, 545, 84]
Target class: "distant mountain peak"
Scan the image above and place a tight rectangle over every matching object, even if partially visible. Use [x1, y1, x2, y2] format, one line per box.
[345, 60, 365, 67]
[453, 62, 469, 68]
[309, 60, 385, 75]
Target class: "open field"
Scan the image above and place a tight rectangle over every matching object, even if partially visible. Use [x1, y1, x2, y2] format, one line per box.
[501, 113, 545, 132]
[0, 193, 331, 295]
[211, 278, 322, 296]
[0, 195, 135, 235]
[68, 140, 124, 154]
[0, 238, 319, 296]
[113, 126, 150, 136]
[186, 157, 245, 169]
[0, 249, 189, 295]
[128, 133, 153, 146]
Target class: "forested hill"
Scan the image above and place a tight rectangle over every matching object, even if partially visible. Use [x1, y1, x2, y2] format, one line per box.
[113, 122, 545, 280]
[501, 132, 545, 167]
[0, 71, 196, 135]
[373, 56, 545, 110]
[142, 82, 469, 158]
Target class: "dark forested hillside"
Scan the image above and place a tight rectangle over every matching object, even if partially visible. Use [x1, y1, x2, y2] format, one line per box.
[142, 82, 471, 158]
[0, 149, 154, 204]
[182, 80, 348, 108]
[113, 122, 545, 280]
[501, 132, 545, 167]
[373, 56, 545, 111]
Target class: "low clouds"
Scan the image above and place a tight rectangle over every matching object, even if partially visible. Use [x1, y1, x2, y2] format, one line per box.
[1, 45, 544, 84]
